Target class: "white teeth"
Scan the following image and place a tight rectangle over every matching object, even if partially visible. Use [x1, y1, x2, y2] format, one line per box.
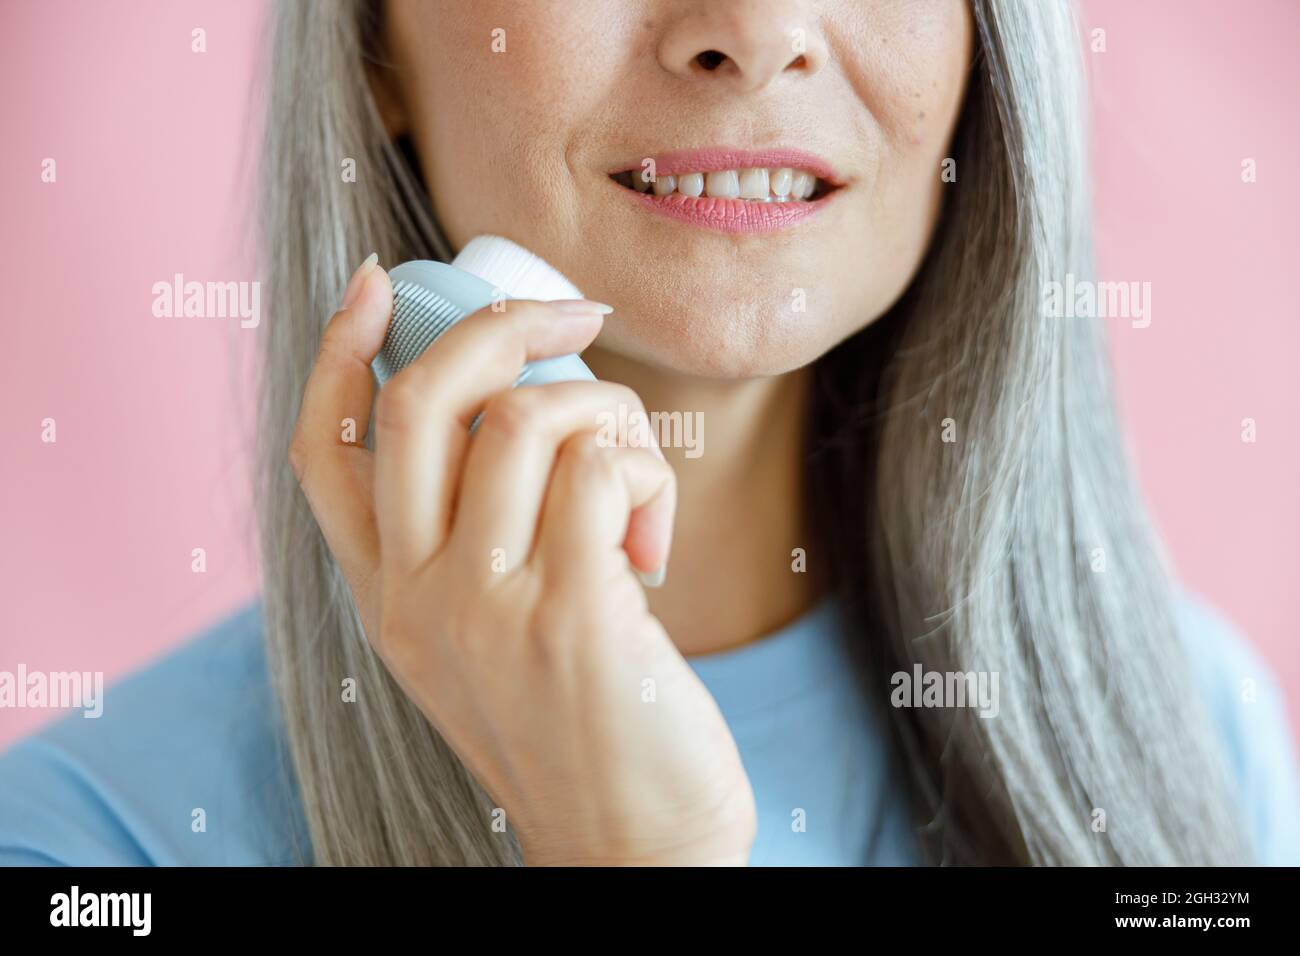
[625, 166, 823, 201]
[677, 172, 704, 197]
[770, 167, 793, 198]
[652, 174, 676, 196]
[738, 167, 769, 199]
[791, 171, 814, 200]
[705, 170, 740, 199]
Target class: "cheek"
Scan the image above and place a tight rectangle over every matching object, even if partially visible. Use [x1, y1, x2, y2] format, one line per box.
[852, 2, 974, 287]
[396, 1, 637, 248]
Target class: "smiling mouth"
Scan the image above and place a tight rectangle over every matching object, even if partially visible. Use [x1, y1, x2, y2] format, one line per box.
[610, 166, 833, 203]
[607, 148, 843, 234]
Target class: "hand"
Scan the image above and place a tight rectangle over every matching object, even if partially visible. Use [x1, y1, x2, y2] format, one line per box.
[288, 256, 756, 866]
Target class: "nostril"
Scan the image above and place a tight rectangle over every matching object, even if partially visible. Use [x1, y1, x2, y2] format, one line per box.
[695, 50, 727, 71]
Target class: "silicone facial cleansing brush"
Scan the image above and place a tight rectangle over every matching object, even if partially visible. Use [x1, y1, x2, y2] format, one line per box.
[371, 235, 597, 387]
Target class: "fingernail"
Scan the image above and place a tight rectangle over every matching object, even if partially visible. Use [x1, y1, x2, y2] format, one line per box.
[638, 565, 667, 589]
[547, 299, 614, 316]
[342, 252, 379, 308]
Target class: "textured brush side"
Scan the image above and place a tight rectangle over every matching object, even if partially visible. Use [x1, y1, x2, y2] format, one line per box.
[372, 279, 466, 384]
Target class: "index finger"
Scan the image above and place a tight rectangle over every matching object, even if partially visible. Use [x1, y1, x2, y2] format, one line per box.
[289, 257, 392, 586]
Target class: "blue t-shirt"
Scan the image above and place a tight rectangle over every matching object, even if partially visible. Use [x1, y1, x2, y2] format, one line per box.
[0, 593, 1296, 865]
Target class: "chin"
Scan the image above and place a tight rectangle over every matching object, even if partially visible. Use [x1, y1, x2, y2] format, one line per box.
[548, 228, 886, 380]
[594, 299, 845, 381]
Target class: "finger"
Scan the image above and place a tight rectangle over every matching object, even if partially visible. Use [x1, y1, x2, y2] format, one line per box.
[372, 298, 608, 574]
[450, 380, 663, 578]
[289, 256, 391, 584]
[534, 433, 676, 588]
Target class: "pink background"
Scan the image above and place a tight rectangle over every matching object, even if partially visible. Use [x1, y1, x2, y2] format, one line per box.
[1, 0, 1297, 747]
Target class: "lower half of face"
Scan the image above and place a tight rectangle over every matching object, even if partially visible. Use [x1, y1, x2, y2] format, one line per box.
[386, 0, 973, 378]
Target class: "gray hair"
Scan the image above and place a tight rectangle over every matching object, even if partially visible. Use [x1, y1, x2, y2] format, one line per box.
[256, 0, 1248, 865]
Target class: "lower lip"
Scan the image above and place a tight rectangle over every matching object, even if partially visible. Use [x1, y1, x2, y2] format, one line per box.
[618, 187, 833, 234]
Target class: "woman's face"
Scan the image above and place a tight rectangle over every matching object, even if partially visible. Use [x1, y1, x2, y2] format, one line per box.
[380, 0, 973, 378]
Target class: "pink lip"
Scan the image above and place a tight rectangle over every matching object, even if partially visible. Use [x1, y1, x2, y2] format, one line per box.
[610, 147, 843, 235]
[620, 190, 830, 234]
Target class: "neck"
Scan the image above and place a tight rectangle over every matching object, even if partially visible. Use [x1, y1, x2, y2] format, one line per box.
[583, 346, 822, 656]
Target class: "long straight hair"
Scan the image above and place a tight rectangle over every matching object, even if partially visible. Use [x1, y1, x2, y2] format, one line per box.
[256, 0, 1249, 865]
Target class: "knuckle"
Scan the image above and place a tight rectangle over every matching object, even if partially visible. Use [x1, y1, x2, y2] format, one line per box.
[566, 434, 616, 481]
[445, 307, 532, 387]
[525, 594, 576, 648]
[373, 377, 425, 435]
[373, 601, 415, 661]
[469, 299, 527, 336]
[479, 387, 545, 442]
[493, 298, 546, 327]
[560, 429, 606, 470]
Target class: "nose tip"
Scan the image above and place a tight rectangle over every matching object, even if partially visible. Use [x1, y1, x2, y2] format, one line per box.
[658, 6, 827, 94]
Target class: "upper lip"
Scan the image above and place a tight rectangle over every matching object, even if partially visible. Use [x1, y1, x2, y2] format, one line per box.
[608, 146, 844, 187]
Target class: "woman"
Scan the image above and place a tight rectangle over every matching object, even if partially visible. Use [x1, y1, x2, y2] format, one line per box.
[1, 0, 1296, 866]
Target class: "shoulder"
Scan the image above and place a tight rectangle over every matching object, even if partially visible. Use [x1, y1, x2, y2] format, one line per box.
[1173, 591, 1300, 865]
[0, 604, 311, 866]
